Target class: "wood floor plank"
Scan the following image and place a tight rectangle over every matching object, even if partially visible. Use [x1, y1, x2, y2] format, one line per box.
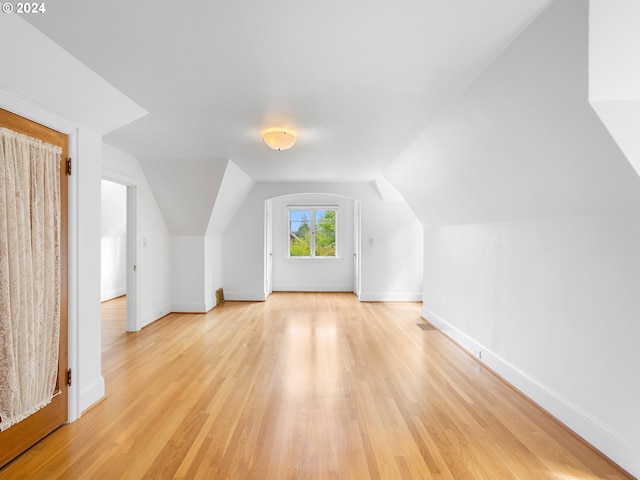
[0, 292, 633, 479]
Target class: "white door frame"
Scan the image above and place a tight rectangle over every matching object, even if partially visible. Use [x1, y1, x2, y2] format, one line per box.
[102, 168, 141, 332]
[353, 200, 361, 299]
[264, 199, 273, 298]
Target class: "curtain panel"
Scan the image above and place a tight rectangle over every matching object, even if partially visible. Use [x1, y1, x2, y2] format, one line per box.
[0, 127, 62, 431]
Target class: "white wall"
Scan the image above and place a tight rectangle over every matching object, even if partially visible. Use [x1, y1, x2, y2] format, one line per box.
[385, 0, 640, 475]
[589, 0, 640, 101]
[359, 196, 423, 301]
[101, 180, 127, 301]
[422, 215, 640, 475]
[74, 128, 106, 414]
[100, 236, 126, 301]
[271, 194, 354, 292]
[171, 236, 206, 312]
[204, 234, 224, 310]
[204, 160, 255, 309]
[589, 0, 640, 183]
[102, 144, 172, 328]
[164, 160, 254, 312]
[224, 182, 423, 301]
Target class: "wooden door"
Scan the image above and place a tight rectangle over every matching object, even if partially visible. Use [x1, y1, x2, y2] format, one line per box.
[0, 108, 69, 468]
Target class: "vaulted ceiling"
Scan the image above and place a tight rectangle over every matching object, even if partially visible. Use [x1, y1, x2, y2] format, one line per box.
[25, 0, 553, 183]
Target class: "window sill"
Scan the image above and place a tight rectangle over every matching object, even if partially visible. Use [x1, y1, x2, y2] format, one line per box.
[284, 256, 343, 263]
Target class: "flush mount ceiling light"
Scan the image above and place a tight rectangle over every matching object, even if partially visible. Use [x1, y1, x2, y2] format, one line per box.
[262, 128, 296, 151]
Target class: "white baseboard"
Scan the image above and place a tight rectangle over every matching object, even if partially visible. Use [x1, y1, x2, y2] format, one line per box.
[225, 290, 422, 303]
[359, 292, 423, 302]
[79, 376, 105, 415]
[141, 304, 172, 328]
[171, 303, 208, 313]
[205, 297, 216, 312]
[100, 287, 126, 302]
[422, 305, 640, 478]
[224, 291, 266, 301]
[272, 283, 353, 292]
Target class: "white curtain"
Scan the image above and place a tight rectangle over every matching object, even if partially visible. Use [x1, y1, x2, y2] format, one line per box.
[0, 127, 62, 431]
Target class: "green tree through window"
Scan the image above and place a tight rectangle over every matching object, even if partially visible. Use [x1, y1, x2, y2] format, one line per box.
[289, 208, 337, 257]
[290, 211, 311, 256]
[314, 210, 336, 256]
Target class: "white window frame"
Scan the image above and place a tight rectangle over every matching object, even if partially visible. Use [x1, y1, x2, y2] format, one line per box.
[286, 205, 339, 259]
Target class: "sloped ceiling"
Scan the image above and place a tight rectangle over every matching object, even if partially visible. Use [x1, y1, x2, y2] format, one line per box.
[140, 157, 227, 235]
[589, 0, 640, 182]
[207, 160, 255, 235]
[0, 14, 146, 134]
[23, 0, 552, 184]
[383, 0, 640, 227]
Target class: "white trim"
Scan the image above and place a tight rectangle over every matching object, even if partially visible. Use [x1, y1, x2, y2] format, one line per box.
[283, 256, 344, 263]
[0, 88, 76, 135]
[101, 288, 126, 302]
[422, 305, 640, 476]
[171, 303, 208, 313]
[125, 185, 140, 331]
[101, 166, 140, 186]
[141, 304, 172, 329]
[353, 200, 361, 299]
[224, 291, 267, 302]
[67, 130, 81, 423]
[264, 200, 273, 298]
[286, 204, 340, 209]
[79, 377, 105, 414]
[272, 283, 354, 292]
[101, 169, 141, 332]
[359, 292, 423, 302]
[205, 297, 216, 312]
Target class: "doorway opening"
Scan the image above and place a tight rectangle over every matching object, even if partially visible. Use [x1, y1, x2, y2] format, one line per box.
[100, 175, 140, 335]
[101, 179, 127, 348]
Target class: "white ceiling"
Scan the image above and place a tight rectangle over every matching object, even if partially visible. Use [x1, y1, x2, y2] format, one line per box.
[25, 0, 552, 183]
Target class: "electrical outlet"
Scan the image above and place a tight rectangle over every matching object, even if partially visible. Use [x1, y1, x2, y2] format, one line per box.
[473, 349, 482, 360]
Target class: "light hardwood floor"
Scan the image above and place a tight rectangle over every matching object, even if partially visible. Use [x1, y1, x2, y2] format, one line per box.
[101, 295, 127, 350]
[0, 293, 632, 479]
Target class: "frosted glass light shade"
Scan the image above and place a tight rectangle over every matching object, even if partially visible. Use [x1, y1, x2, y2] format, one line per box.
[262, 129, 296, 151]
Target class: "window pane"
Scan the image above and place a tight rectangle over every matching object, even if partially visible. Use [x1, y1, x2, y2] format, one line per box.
[290, 209, 311, 256]
[315, 209, 336, 257]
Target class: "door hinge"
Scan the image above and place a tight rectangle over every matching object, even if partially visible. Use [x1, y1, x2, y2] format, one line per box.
[66, 368, 72, 387]
[66, 158, 72, 176]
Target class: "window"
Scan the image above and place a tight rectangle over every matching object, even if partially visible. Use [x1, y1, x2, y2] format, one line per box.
[289, 207, 337, 258]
